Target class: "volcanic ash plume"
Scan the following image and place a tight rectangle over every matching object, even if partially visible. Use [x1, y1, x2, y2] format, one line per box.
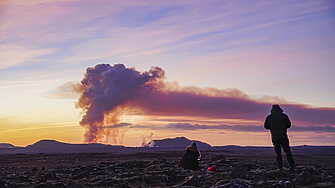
[76, 64, 164, 143]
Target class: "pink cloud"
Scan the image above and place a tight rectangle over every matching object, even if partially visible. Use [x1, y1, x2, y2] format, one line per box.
[128, 88, 335, 126]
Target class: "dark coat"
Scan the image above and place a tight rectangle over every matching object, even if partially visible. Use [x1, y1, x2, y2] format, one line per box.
[178, 147, 200, 170]
[264, 106, 291, 140]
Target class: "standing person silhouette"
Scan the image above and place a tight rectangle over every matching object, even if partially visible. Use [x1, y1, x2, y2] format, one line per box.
[264, 104, 295, 171]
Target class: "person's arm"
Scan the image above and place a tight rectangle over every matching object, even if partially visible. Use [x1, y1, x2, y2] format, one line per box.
[285, 114, 291, 129]
[264, 116, 271, 129]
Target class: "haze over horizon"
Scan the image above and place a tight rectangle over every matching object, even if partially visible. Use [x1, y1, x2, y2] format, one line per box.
[1, 0, 334, 147]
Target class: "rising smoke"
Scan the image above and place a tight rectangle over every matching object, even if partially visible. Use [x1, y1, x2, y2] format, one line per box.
[141, 132, 155, 147]
[73, 63, 335, 144]
[75, 64, 164, 143]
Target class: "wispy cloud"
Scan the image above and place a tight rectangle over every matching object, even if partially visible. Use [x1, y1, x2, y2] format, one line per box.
[45, 81, 84, 99]
[102, 123, 132, 129]
[0, 45, 55, 70]
[1, 0, 78, 6]
[290, 125, 335, 133]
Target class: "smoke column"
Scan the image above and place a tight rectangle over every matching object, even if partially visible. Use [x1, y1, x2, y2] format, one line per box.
[74, 63, 335, 143]
[141, 132, 154, 147]
[76, 64, 164, 143]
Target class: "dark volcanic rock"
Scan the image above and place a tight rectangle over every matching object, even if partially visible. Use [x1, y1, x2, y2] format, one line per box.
[1, 147, 334, 188]
[293, 170, 314, 185]
[265, 169, 291, 180]
[229, 164, 250, 179]
[93, 177, 129, 187]
[72, 170, 89, 180]
[0, 180, 8, 188]
[211, 155, 226, 161]
[44, 172, 58, 181]
[213, 179, 252, 188]
[176, 175, 200, 187]
[320, 172, 333, 181]
[30, 167, 38, 172]
[306, 166, 322, 175]
[271, 180, 292, 188]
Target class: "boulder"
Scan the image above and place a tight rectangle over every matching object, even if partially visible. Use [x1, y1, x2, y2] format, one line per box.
[293, 170, 314, 186]
[306, 166, 322, 175]
[229, 165, 252, 179]
[211, 155, 226, 161]
[212, 179, 252, 188]
[0, 180, 9, 188]
[272, 180, 292, 188]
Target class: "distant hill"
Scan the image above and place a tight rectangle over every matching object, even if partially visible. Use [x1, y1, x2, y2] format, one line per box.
[26, 140, 68, 149]
[1, 139, 334, 155]
[0, 137, 211, 154]
[24, 140, 125, 153]
[0, 140, 126, 154]
[0, 143, 16, 148]
[146, 136, 211, 148]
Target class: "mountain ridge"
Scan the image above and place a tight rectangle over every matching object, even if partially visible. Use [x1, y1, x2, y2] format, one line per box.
[1, 138, 334, 154]
[0, 143, 16, 148]
[150, 136, 211, 148]
[0, 137, 210, 154]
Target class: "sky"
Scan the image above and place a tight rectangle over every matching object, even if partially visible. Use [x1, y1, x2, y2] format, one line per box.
[0, 0, 335, 147]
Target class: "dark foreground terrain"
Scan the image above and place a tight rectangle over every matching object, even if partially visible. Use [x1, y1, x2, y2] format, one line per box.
[0, 146, 334, 188]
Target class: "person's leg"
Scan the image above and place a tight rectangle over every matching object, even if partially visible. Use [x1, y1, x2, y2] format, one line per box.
[282, 137, 295, 170]
[272, 139, 283, 170]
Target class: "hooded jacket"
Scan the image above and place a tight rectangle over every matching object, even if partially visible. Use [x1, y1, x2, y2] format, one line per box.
[178, 145, 201, 170]
[264, 105, 291, 140]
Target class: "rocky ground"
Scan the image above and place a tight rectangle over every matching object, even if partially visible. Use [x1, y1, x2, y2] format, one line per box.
[0, 147, 334, 188]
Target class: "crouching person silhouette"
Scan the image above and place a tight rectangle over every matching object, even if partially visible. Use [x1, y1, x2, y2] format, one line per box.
[178, 142, 201, 170]
[264, 104, 295, 171]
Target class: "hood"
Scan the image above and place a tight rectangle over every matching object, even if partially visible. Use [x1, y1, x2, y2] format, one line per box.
[271, 104, 283, 113]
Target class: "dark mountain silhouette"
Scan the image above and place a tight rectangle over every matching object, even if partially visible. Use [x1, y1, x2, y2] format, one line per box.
[150, 136, 211, 148]
[26, 140, 68, 149]
[0, 137, 211, 154]
[0, 143, 16, 148]
[0, 140, 126, 154]
[27, 140, 126, 153]
[1, 138, 334, 155]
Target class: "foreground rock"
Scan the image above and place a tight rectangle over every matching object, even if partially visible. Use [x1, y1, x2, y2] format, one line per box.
[0, 150, 334, 188]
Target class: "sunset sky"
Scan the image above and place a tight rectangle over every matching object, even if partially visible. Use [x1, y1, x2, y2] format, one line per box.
[1, 0, 334, 147]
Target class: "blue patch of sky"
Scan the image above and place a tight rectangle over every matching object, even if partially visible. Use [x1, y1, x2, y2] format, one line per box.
[0, 56, 96, 78]
[155, 24, 263, 52]
[0, 59, 56, 74]
[159, 3, 335, 55]
[1, 51, 88, 73]
[255, 12, 335, 46]
[157, 19, 330, 56]
[114, 6, 182, 28]
[158, 35, 254, 56]
[40, 26, 110, 49]
[0, 36, 14, 45]
[0, 46, 84, 74]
